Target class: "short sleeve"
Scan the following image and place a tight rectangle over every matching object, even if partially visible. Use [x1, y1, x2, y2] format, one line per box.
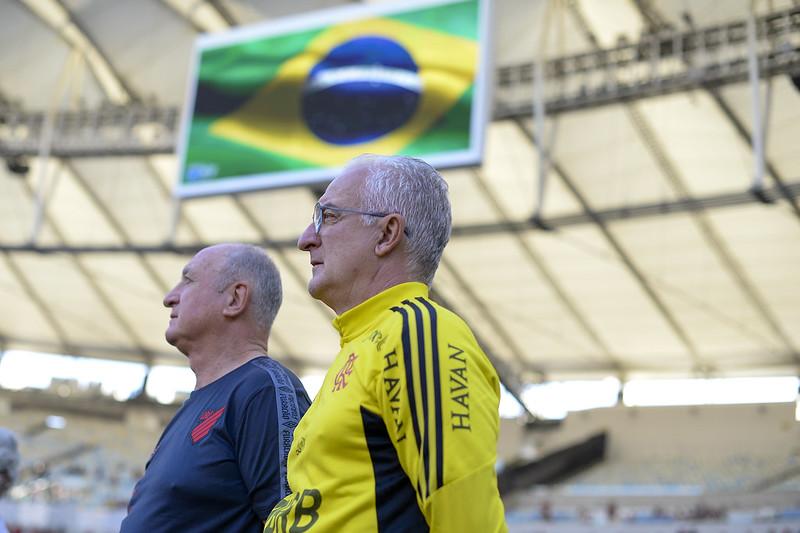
[235, 372, 310, 520]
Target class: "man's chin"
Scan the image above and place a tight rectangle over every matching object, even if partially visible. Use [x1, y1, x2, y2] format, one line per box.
[308, 281, 340, 313]
[307, 276, 323, 299]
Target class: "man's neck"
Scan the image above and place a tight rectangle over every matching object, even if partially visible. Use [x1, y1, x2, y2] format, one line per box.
[190, 345, 267, 390]
[332, 271, 414, 315]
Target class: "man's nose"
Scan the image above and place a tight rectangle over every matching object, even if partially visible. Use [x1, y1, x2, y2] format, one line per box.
[163, 287, 178, 308]
[297, 223, 319, 251]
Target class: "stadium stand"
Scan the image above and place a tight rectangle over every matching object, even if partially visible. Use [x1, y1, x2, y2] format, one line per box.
[1, 387, 799, 531]
[501, 403, 800, 531]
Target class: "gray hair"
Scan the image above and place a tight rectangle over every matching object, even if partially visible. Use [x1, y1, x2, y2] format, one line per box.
[349, 154, 452, 285]
[215, 244, 282, 332]
[0, 428, 19, 496]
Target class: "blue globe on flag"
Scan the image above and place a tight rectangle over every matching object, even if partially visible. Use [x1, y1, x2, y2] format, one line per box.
[301, 36, 422, 145]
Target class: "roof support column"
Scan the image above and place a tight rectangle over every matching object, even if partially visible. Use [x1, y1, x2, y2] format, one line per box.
[747, 7, 768, 195]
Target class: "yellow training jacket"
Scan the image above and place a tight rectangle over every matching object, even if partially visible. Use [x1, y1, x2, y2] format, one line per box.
[264, 282, 507, 532]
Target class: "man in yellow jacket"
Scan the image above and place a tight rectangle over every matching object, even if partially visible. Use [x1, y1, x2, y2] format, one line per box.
[265, 154, 507, 532]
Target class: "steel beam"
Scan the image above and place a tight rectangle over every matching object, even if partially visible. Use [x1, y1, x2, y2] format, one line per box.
[1, 179, 798, 254]
[2, 7, 797, 157]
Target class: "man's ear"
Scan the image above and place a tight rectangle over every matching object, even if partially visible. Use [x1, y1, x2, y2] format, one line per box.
[222, 282, 249, 318]
[375, 214, 405, 257]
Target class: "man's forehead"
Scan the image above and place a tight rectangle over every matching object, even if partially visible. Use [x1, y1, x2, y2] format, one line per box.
[182, 256, 200, 275]
[185, 246, 223, 273]
[321, 167, 366, 204]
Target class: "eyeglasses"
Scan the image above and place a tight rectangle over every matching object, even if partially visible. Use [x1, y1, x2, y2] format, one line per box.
[312, 202, 409, 236]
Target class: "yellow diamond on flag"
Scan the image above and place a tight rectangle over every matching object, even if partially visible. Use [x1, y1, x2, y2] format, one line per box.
[209, 17, 478, 167]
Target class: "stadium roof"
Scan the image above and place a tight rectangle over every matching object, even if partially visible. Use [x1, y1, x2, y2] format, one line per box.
[1, 0, 799, 404]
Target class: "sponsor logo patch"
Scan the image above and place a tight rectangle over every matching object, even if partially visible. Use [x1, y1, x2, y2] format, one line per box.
[191, 407, 225, 443]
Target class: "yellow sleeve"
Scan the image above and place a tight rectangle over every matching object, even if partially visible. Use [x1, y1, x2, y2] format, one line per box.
[376, 297, 507, 532]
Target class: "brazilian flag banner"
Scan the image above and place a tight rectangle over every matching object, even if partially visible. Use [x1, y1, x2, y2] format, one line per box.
[176, 0, 492, 198]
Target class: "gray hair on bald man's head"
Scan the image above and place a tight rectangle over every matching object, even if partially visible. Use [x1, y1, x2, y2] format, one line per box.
[214, 244, 283, 332]
[349, 154, 452, 285]
[0, 428, 19, 496]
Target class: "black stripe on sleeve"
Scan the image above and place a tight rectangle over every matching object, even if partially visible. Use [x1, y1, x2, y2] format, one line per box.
[402, 299, 430, 498]
[390, 306, 422, 456]
[417, 297, 444, 490]
[250, 357, 305, 499]
[360, 407, 429, 532]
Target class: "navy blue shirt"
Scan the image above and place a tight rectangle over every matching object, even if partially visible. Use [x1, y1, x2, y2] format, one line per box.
[121, 357, 310, 533]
